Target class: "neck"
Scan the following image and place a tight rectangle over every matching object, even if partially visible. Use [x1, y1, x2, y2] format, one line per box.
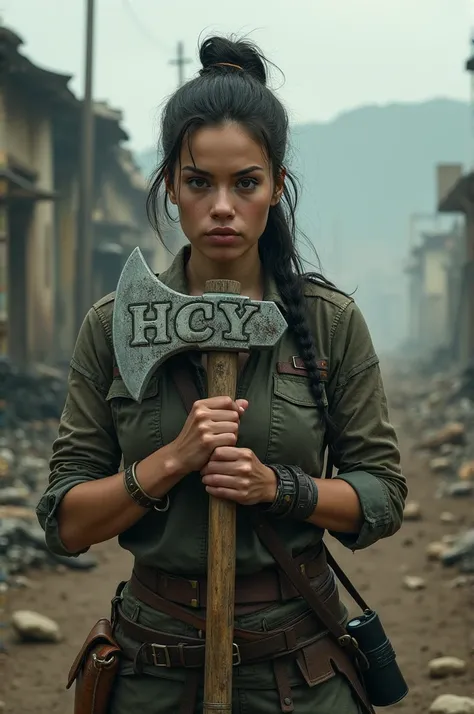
[185, 246, 264, 300]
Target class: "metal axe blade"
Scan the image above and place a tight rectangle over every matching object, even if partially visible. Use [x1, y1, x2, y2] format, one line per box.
[112, 248, 288, 402]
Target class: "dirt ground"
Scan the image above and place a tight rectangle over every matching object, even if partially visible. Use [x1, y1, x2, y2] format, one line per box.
[1, 406, 473, 713]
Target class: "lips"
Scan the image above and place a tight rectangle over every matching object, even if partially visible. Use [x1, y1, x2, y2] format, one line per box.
[206, 228, 239, 236]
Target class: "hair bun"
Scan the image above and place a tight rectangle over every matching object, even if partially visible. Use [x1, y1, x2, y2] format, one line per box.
[199, 36, 267, 85]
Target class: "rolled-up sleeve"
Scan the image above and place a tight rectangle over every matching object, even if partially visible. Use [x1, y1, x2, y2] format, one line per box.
[36, 305, 121, 557]
[327, 302, 407, 551]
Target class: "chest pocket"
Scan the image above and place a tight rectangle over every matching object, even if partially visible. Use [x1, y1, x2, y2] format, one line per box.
[105, 376, 162, 463]
[266, 374, 325, 475]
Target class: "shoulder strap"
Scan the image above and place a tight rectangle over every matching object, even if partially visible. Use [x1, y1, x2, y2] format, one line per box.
[250, 510, 362, 658]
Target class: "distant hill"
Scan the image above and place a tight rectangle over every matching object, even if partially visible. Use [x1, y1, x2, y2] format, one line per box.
[136, 99, 472, 350]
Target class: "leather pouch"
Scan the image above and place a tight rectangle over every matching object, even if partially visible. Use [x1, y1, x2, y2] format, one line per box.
[296, 635, 375, 714]
[66, 618, 121, 714]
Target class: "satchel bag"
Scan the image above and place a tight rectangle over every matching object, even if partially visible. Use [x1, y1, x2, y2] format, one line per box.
[66, 617, 121, 714]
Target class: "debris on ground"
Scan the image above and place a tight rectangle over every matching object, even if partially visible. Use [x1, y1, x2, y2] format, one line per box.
[0, 359, 97, 584]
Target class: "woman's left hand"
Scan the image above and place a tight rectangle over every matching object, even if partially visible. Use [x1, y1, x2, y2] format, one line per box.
[201, 447, 277, 505]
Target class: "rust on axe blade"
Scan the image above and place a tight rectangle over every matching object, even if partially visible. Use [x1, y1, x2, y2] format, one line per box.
[112, 247, 288, 402]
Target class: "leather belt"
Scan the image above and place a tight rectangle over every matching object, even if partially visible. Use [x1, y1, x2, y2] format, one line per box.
[132, 544, 327, 609]
[118, 574, 343, 669]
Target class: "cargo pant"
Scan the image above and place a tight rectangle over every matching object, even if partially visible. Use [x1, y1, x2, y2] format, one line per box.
[106, 584, 365, 714]
[107, 669, 363, 714]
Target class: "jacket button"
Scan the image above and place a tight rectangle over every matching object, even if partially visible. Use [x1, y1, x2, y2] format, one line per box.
[284, 697, 292, 706]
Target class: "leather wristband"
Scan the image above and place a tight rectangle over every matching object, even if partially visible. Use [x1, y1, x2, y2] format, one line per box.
[286, 465, 319, 521]
[123, 462, 170, 512]
[265, 464, 297, 517]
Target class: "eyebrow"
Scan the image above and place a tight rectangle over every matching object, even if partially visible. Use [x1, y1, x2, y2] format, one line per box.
[182, 165, 264, 177]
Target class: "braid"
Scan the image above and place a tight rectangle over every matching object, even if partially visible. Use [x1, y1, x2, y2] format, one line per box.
[259, 202, 333, 431]
[273, 266, 331, 426]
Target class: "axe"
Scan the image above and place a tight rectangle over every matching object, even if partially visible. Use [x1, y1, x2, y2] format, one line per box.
[113, 248, 287, 714]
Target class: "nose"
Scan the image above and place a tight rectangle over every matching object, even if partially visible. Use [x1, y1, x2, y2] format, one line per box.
[210, 188, 235, 220]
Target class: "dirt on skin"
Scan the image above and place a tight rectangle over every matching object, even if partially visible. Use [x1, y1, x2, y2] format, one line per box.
[1, 405, 473, 714]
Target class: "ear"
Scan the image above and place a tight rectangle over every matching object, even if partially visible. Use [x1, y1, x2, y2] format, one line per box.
[165, 171, 178, 205]
[271, 167, 286, 206]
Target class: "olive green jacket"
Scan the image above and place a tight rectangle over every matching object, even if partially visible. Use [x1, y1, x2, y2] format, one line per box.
[36, 246, 406, 574]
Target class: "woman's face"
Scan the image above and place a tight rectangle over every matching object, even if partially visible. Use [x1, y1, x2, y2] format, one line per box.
[167, 122, 283, 265]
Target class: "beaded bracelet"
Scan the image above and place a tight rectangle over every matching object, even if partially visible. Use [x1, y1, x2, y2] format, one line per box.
[123, 461, 170, 512]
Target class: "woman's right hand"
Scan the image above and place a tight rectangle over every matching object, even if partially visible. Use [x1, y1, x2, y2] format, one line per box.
[169, 396, 248, 477]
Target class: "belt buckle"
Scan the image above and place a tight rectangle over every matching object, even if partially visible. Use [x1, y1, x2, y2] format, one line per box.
[232, 643, 241, 667]
[151, 643, 171, 667]
[292, 356, 305, 370]
[189, 579, 200, 608]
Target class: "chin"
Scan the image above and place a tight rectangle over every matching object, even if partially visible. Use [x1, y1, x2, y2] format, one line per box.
[198, 242, 249, 262]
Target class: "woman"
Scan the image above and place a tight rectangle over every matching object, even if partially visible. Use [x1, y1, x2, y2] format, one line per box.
[36, 35, 407, 714]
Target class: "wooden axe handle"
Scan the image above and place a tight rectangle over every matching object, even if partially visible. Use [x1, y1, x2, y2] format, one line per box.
[203, 278, 240, 714]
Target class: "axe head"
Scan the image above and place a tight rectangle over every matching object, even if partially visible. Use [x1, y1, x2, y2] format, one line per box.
[112, 248, 288, 402]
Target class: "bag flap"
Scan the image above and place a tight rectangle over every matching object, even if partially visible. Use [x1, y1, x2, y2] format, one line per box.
[296, 636, 337, 687]
[66, 618, 120, 689]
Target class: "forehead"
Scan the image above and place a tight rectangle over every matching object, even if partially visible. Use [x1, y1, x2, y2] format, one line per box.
[181, 122, 269, 172]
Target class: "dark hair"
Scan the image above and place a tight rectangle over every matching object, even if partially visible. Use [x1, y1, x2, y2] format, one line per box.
[146, 35, 333, 423]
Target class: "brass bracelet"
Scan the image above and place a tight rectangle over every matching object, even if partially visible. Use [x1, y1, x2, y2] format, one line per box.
[123, 461, 170, 512]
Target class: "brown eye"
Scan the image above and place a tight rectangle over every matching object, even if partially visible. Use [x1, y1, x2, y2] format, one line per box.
[187, 177, 209, 189]
[237, 178, 258, 190]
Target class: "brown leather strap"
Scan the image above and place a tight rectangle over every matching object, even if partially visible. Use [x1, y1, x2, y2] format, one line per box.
[273, 657, 294, 713]
[322, 454, 371, 613]
[129, 574, 207, 632]
[132, 545, 326, 609]
[324, 547, 370, 613]
[251, 510, 361, 659]
[128, 568, 340, 642]
[118, 589, 344, 669]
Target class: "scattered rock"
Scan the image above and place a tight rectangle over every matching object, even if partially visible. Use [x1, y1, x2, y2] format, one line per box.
[403, 501, 422, 521]
[11, 609, 62, 643]
[440, 512, 457, 524]
[12, 575, 36, 589]
[421, 422, 466, 451]
[403, 575, 426, 591]
[430, 694, 474, 714]
[426, 541, 451, 561]
[459, 460, 474, 481]
[431, 456, 452, 472]
[429, 656, 467, 678]
[441, 530, 474, 568]
[444, 482, 474, 498]
[446, 575, 474, 589]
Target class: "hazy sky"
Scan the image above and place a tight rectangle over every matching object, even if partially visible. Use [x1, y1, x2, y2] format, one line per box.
[3, 0, 474, 151]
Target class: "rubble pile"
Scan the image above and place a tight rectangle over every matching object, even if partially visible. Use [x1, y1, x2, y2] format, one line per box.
[0, 359, 96, 582]
[393, 364, 474, 712]
[395, 365, 474, 575]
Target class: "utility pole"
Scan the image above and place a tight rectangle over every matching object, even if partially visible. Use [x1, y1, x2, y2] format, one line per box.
[169, 41, 191, 87]
[75, 0, 96, 336]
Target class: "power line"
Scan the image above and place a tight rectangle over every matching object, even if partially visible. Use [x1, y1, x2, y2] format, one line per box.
[121, 1, 193, 88]
[121, 0, 172, 54]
